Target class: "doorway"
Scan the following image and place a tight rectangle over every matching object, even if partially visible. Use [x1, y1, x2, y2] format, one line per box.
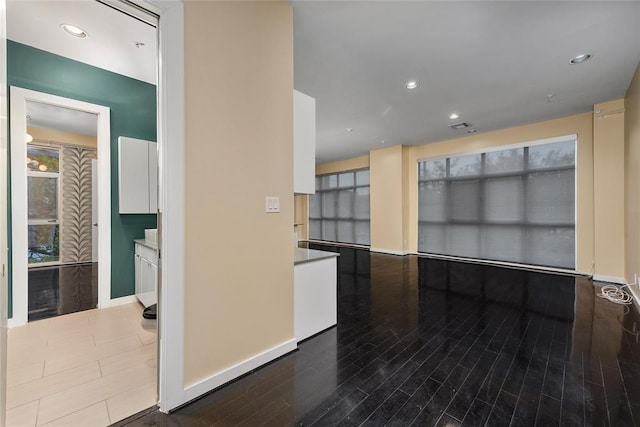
[10, 88, 111, 327]
[5, 1, 160, 421]
[26, 102, 100, 321]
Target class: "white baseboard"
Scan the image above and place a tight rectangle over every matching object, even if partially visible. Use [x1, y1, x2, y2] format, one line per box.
[369, 247, 411, 256]
[182, 338, 297, 404]
[628, 285, 640, 313]
[7, 318, 22, 328]
[592, 274, 627, 285]
[106, 295, 139, 307]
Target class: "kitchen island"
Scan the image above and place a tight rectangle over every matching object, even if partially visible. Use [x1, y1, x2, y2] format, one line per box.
[294, 248, 339, 342]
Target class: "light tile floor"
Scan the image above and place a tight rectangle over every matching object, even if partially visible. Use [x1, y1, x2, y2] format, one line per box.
[6, 302, 157, 426]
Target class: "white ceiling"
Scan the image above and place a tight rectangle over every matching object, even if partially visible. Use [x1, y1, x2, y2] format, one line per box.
[27, 100, 98, 136]
[293, 1, 640, 163]
[8, 0, 156, 137]
[7, 0, 157, 85]
[7, 1, 640, 164]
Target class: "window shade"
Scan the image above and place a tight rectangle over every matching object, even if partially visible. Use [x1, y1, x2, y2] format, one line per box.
[309, 169, 370, 245]
[418, 139, 575, 269]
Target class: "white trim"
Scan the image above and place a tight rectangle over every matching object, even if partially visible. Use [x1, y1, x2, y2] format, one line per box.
[10, 87, 111, 327]
[106, 294, 139, 307]
[182, 339, 297, 404]
[370, 247, 410, 256]
[97, 0, 159, 27]
[628, 285, 640, 314]
[592, 274, 627, 285]
[573, 137, 579, 280]
[0, 0, 7, 421]
[151, 0, 184, 413]
[417, 252, 584, 276]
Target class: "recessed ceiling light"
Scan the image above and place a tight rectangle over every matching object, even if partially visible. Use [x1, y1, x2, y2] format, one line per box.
[569, 53, 591, 64]
[345, 128, 353, 132]
[405, 81, 418, 90]
[380, 139, 385, 144]
[61, 24, 88, 38]
[449, 113, 460, 120]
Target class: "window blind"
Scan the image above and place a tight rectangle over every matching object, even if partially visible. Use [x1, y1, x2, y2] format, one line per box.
[418, 139, 576, 269]
[309, 169, 370, 245]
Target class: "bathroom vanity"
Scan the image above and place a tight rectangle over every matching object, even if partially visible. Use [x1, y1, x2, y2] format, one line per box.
[134, 239, 157, 307]
[294, 248, 339, 342]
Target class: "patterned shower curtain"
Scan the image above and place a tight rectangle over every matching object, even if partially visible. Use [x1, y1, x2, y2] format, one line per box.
[60, 146, 97, 264]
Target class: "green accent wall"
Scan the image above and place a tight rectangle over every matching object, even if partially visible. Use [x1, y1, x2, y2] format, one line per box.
[7, 41, 157, 316]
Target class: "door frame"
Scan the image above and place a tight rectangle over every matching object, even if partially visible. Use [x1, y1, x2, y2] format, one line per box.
[100, 0, 186, 412]
[0, 0, 8, 422]
[2, 0, 187, 415]
[136, 0, 185, 412]
[9, 87, 111, 327]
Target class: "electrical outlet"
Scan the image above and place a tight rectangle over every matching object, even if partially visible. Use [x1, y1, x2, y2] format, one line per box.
[265, 196, 280, 213]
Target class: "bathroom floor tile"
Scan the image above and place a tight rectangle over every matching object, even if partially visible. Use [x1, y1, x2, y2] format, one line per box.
[39, 401, 110, 427]
[6, 301, 157, 425]
[6, 400, 39, 427]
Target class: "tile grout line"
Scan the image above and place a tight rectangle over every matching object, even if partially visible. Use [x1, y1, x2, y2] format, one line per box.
[9, 302, 156, 426]
[37, 400, 109, 427]
[106, 398, 113, 426]
[34, 399, 41, 427]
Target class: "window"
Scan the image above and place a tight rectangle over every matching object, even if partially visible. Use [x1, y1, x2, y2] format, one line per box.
[27, 146, 61, 264]
[418, 138, 575, 269]
[309, 169, 370, 245]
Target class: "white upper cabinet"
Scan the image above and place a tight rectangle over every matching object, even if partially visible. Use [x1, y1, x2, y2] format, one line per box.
[118, 136, 158, 214]
[294, 90, 316, 194]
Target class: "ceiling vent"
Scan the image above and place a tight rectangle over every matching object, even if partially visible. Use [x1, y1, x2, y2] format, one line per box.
[449, 122, 472, 130]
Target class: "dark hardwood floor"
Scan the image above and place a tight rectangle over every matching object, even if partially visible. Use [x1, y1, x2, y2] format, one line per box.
[120, 245, 640, 426]
[28, 262, 98, 321]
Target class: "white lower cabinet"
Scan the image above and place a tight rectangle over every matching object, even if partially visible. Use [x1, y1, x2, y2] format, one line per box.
[135, 241, 157, 307]
[294, 256, 338, 342]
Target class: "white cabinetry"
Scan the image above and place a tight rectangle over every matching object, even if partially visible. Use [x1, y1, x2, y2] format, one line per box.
[134, 241, 157, 307]
[294, 249, 338, 342]
[118, 136, 158, 214]
[294, 90, 316, 194]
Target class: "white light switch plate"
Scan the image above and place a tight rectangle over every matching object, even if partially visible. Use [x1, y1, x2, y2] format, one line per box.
[266, 196, 280, 213]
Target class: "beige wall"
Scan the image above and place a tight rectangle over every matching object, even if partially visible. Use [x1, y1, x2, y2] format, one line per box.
[28, 126, 97, 148]
[316, 155, 368, 176]
[370, 145, 404, 252]
[593, 99, 625, 278]
[183, 1, 294, 387]
[625, 63, 640, 286]
[318, 112, 611, 274]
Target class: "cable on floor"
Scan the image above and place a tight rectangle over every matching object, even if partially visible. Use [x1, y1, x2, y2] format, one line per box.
[597, 284, 635, 305]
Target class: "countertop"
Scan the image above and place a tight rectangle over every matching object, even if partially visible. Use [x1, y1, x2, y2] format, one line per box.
[294, 248, 339, 265]
[134, 239, 158, 250]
